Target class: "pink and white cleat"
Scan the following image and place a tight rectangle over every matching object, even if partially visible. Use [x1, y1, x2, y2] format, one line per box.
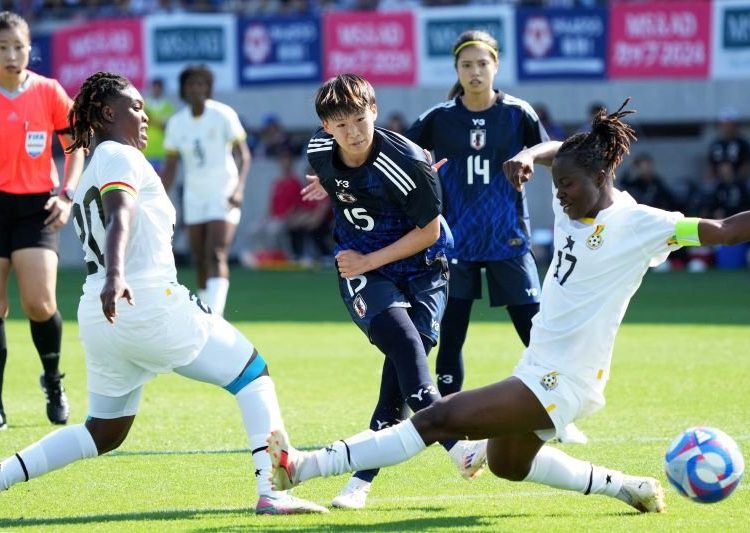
[449, 439, 487, 480]
[268, 428, 304, 491]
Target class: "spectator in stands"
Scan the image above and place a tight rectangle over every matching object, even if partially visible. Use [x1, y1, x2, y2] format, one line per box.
[620, 153, 674, 211]
[534, 103, 566, 141]
[250, 149, 332, 265]
[711, 161, 750, 219]
[575, 101, 605, 134]
[142, 78, 174, 173]
[707, 107, 750, 181]
[385, 111, 407, 135]
[258, 113, 296, 158]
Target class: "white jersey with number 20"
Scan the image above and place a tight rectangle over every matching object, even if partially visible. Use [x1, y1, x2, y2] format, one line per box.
[72, 141, 177, 295]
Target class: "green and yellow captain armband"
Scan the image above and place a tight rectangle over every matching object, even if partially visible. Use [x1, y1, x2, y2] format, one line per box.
[672, 217, 701, 247]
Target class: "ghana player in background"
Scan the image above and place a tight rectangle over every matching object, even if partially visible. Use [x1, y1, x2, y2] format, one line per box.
[302, 73, 488, 508]
[0, 71, 327, 515]
[0, 11, 85, 430]
[270, 99, 750, 514]
[161, 65, 251, 317]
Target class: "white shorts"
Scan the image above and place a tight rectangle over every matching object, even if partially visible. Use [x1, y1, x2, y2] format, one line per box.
[86, 315, 259, 418]
[183, 191, 241, 225]
[512, 360, 605, 441]
[78, 283, 213, 396]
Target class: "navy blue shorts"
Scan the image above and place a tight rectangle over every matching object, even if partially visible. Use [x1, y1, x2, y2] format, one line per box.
[447, 252, 540, 307]
[0, 191, 59, 258]
[338, 260, 449, 346]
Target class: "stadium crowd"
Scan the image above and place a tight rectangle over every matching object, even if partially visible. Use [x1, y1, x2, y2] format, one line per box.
[3, 0, 630, 24]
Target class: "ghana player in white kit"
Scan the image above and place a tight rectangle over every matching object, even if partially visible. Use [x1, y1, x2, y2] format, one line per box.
[268, 99, 750, 513]
[162, 65, 251, 316]
[0, 72, 326, 515]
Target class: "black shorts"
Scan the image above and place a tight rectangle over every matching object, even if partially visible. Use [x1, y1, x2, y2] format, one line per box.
[447, 252, 541, 307]
[0, 191, 59, 258]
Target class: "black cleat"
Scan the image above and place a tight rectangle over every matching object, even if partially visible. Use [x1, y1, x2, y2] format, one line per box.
[40, 373, 70, 425]
[0, 408, 6, 430]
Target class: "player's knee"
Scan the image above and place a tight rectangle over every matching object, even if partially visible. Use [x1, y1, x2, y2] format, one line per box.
[85, 418, 132, 455]
[206, 245, 229, 266]
[487, 453, 531, 482]
[414, 397, 453, 434]
[21, 300, 55, 322]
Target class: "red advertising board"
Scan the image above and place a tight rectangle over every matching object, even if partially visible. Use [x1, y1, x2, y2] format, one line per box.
[53, 18, 145, 96]
[323, 11, 416, 85]
[609, 2, 711, 78]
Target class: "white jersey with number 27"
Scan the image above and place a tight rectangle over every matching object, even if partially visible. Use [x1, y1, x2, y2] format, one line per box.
[521, 188, 683, 400]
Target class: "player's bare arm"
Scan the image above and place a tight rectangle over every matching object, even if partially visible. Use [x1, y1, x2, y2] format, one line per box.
[336, 216, 440, 278]
[300, 174, 329, 202]
[160, 152, 180, 191]
[699, 212, 750, 246]
[503, 141, 562, 192]
[100, 190, 136, 323]
[229, 139, 251, 208]
[44, 133, 85, 229]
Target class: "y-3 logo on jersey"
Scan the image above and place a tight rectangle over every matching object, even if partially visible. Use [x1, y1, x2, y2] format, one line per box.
[472, 119, 485, 126]
[335, 179, 349, 188]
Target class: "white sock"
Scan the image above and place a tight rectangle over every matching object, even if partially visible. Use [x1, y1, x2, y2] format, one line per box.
[524, 445, 623, 497]
[235, 375, 282, 497]
[0, 424, 98, 490]
[301, 419, 426, 482]
[204, 277, 229, 316]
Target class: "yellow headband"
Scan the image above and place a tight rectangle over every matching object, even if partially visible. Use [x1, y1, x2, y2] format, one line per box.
[453, 40, 498, 61]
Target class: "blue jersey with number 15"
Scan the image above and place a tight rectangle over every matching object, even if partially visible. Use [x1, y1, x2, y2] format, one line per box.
[406, 92, 548, 261]
[307, 126, 452, 281]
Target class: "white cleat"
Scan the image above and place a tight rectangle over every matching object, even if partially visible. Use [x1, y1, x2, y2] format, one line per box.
[255, 492, 329, 515]
[332, 477, 371, 509]
[267, 428, 304, 491]
[556, 423, 588, 445]
[449, 439, 487, 480]
[616, 476, 666, 513]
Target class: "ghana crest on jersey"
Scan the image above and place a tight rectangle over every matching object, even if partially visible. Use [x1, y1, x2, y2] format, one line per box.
[307, 127, 452, 279]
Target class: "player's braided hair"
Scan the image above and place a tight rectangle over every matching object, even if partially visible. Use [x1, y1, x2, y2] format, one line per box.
[556, 98, 637, 179]
[66, 72, 130, 153]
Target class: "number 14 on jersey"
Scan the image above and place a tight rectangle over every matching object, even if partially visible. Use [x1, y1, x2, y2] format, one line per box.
[467, 155, 490, 185]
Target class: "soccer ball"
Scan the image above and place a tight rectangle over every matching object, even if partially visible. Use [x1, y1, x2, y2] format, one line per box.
[665, 426, 744, 503]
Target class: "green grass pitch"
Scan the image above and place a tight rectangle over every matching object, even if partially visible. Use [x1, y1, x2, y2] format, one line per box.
[0, 268, 748, 531]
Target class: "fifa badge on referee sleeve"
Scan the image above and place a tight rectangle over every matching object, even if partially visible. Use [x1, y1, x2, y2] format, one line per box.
[540, 371, 559, 391]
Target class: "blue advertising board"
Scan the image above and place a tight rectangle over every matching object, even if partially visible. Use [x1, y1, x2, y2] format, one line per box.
[516, 8, 607, 80]
[238, 16, 321, 86]
[30, 33, 52, 78]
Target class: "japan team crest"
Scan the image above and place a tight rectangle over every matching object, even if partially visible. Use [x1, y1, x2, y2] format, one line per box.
[336, 191, 357, 204]
[540, 371, 559, 391]
[353, 294, 367, 318]
[586, 224, 605, 250]
[470, 129, 486, 150]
